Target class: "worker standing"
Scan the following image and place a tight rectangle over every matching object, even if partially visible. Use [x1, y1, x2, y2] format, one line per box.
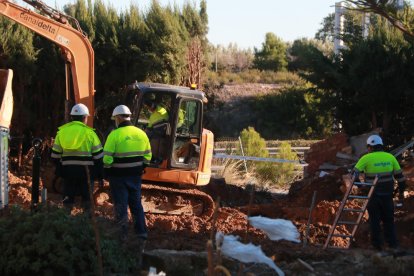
[353, 134, 406, 251]
[51, 103, 103, 210]
[103, 105, 151, 257]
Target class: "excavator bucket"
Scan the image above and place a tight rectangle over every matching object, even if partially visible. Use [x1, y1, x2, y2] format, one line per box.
[0, 69, 13, 209]
[0, 69, 13, 128]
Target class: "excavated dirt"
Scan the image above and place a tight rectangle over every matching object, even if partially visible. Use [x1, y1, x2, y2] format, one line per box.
[5, 157, 414, 275]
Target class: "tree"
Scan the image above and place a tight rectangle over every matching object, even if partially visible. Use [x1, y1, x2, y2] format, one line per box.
[295, 14, 414, 136]
[144, 1, 188, 84]
[210, 43, 254, 72]
[253, 32, 287, 71]
[288, 38, 333, 71]
[345, 0, 414, 40]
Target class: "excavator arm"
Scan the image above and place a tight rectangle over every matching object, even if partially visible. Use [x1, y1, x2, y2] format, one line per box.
[0, 0, 95, 126]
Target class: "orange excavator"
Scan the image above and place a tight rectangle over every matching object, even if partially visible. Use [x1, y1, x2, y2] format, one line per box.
[0, 0, 214, 217]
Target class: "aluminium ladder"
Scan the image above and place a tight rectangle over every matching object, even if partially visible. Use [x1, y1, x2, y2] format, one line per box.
[323, 175, 378, 249]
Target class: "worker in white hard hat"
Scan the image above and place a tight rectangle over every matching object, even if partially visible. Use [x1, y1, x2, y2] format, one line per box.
[352, 134, 406, 252]
[51, 103, 104, 211]
[103, 105, 151, 266]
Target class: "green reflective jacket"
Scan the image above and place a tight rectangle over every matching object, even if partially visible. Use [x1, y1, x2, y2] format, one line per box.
[354, 151, 405, 195]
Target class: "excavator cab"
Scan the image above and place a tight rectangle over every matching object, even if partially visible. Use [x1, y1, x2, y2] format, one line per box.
[127, 83, 213, 186]
[123, 83, 215, 217]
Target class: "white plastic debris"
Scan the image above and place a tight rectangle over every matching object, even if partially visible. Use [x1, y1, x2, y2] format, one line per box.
[148, 266, 166, 276]
[319, 171, 329, 177]
[248, 216, 300, 243]
[216, 232, 284, 276]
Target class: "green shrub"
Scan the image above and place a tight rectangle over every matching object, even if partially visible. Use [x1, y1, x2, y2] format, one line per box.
[0, 207, 139, 276]
[239, 128, 298, 187]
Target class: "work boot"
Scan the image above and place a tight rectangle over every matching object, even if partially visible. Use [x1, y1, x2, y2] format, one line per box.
[137, 238, 146, 269]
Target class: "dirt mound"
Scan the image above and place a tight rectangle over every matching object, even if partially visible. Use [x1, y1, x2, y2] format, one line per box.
[8, 172, 32, 208]
[289, 168, 348, 207]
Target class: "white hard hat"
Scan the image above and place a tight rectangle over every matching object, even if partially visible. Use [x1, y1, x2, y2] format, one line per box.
[367, 134, 383, 146]
[111, 105, 132, 119]
[70, 103, 89, 116]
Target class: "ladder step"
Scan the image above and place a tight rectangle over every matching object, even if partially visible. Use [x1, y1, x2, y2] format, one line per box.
[353, 182, 374, 186]
[337, 220, 359, 225]
[343, 208, 364, 212]
[331, 234, 353, 238]
[348, 195, 369, 199]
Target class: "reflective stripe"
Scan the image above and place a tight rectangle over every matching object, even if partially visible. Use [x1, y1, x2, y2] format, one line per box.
[52, 144, 63, 152]
[113, 150, 151, 157]
[61, 160, 94, 166]
[93, 152, 104, 159]
[365, 172, 393, 177]
[51, 152, 62, 158]
[62, 151, 92, 157]
[111, 162, 143, 168]
[92, 144, 103, 151]
[104, 151, 114, 156]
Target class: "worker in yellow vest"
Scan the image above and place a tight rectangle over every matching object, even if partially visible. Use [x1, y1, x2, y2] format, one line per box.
[103, 105, 151, 264]
[51, 103, 103, 210]
[144, 97, 169, 129]
[353, 134, 406, 251]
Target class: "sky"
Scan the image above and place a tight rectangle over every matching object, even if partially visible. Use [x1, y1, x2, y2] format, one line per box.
[19, 0, 338, 49]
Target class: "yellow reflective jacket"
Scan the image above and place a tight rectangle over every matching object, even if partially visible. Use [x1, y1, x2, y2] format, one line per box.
[103, 121, 152, 177]
[148, 105, 169, 128]
[51, 121, 103, 178]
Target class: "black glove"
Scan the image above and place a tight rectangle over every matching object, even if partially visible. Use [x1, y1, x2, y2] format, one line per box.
[396, 192, 404, 208]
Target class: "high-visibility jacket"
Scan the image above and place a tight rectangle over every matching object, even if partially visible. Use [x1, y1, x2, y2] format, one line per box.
[177, 108, 185, 128]
[51, 121, 103, 178]
[354, 151, 406, 195]
[148, 105, 169, 128]
[103, 121, 152, 177]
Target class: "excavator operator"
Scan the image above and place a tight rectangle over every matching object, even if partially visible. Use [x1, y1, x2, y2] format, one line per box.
[144, 95, 169, 129]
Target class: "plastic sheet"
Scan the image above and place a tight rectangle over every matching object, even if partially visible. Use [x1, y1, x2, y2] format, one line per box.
[248, 216, 300, 243]
[216, 232, 284, 276]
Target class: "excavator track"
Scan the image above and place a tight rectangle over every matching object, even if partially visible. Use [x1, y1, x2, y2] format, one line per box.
[141, 184, 215, 219]
[94, 183, 215, 219]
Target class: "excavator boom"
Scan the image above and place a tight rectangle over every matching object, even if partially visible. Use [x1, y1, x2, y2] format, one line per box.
[0, 0, 95, 125]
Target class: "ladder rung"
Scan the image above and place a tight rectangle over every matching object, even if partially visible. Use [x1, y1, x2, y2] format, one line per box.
[331, 234, 353, 238]
[343, 208, 364, 212]
[338, 220, 359, 225]
[353, 182, 374, 186]
[348, 195, 369, 199]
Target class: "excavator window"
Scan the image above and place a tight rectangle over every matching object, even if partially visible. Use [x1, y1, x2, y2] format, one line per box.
[137, 92, 173, 164]
[171, 99, 201, 169]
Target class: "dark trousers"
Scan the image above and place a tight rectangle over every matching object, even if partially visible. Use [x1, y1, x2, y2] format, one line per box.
[367, 194, 398, 249]
[109, 176, 147, 239]
[63, 177, 91, 203]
